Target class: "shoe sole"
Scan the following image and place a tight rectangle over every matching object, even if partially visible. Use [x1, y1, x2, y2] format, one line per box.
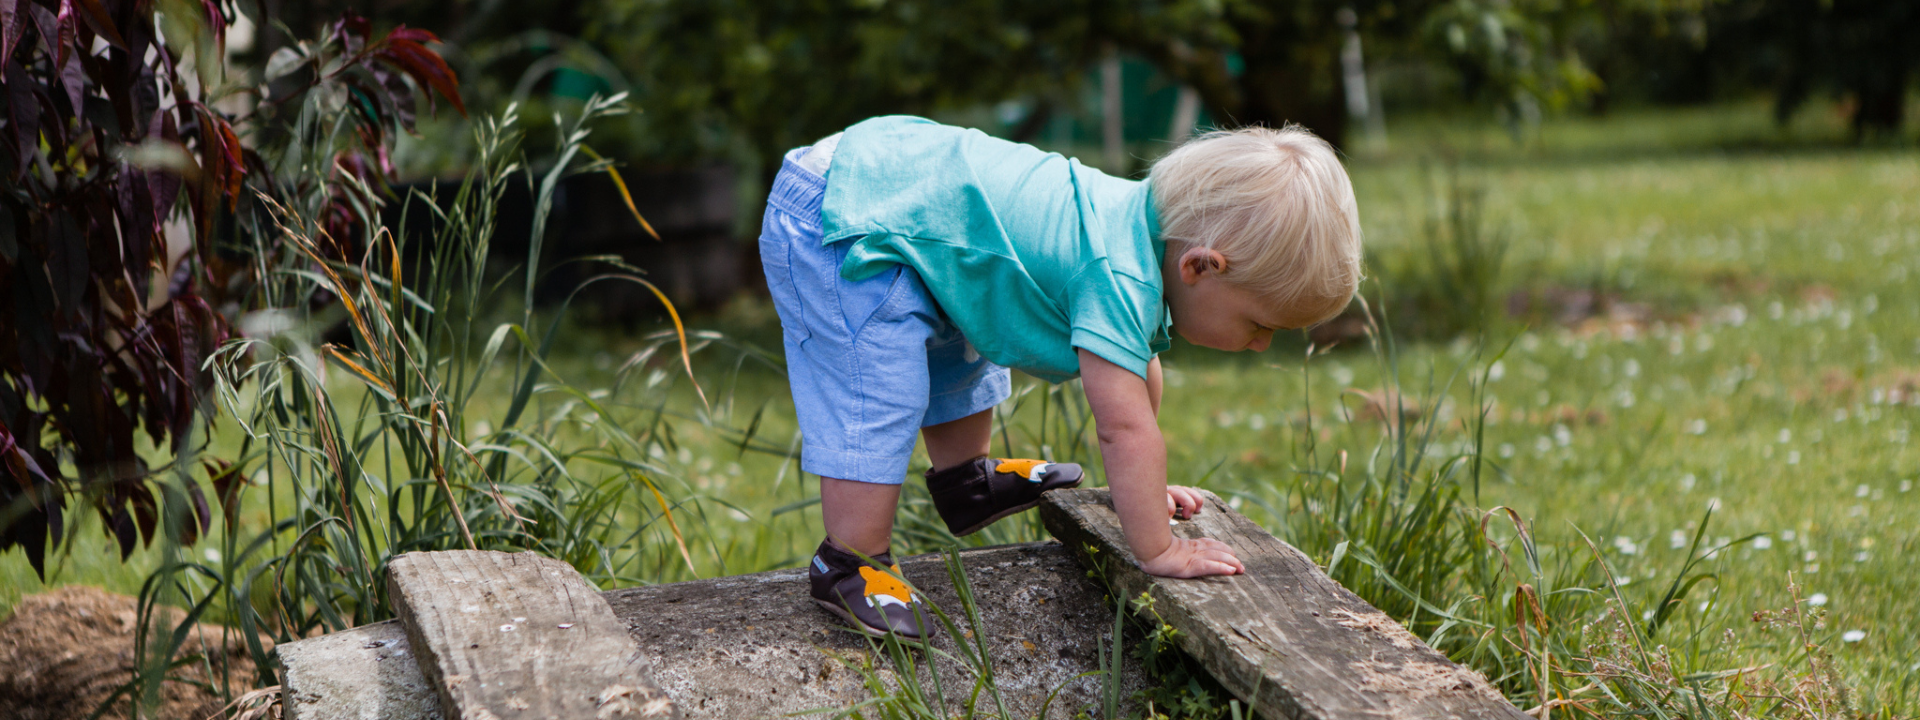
[811, 598, 933, 640]
[951, 477, 1084, 537]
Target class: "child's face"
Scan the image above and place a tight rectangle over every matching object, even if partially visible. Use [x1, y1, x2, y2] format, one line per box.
[1164, 246, 1307, 352]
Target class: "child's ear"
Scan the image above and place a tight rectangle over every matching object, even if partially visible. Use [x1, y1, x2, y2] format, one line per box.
[1177, 246, 1229, 284]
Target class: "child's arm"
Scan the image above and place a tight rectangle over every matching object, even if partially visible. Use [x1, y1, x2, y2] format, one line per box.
[1146, 357, 1163, 417]
[1079, 349, 1245, 578]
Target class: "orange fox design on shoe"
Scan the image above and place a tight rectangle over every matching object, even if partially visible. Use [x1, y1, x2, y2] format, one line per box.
[994, 459, 1052, 480]
[858, 565, 914, 610]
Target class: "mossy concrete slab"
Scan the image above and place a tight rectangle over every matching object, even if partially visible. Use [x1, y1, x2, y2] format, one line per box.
[279, 541, 1146, 719]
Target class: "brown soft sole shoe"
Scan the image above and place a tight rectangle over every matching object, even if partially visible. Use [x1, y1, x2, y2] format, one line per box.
[924, 457, 1084, 536]
[807, 538, 934, 639]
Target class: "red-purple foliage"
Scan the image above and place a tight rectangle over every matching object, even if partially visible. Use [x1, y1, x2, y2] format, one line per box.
[0, 1, 462, 577]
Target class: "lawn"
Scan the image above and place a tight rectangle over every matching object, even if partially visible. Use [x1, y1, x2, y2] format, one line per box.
[4, 99, 1916, 716]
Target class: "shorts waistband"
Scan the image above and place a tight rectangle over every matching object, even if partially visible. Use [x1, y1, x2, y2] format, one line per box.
[768, 147, 827, 231]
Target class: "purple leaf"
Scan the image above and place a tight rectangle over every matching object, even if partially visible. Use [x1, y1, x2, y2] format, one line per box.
[108, 503, 135, 560]
[206, 458, 239, 528]
[373, 30, 466, 117]
[331, 12, 369, 55]
[22, 0, 51, 55]
[15, 256, 56, 389]
[4, 61, 39, 178]
[147, 164, 180, 221]
[184, 479, 210, 546]
[120, 166, 153, 302]
[129, 483, 156, 550]
[194, 0, 221, 55]
[57, 38, 82, 116]
[70, 0, 122, 49]
[130, 54, 156, 133]
[369, 64, 415, 132]
[51, 0, 74, 74]
[47, 210, 86, 317]
[1, 0, 25, 64]
[10, 499, 50, 579]
[0, 200, 16, 261]
[114, 168, 151, 307]
[2, 428, 35, 498]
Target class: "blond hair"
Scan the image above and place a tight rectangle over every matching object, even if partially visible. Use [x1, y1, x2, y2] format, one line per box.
[1149, 125, 1363, 325]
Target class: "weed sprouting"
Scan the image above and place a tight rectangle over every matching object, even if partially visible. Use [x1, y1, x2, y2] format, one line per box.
[806, 547, 1019, 720]
[1118, 591, 1235, 720]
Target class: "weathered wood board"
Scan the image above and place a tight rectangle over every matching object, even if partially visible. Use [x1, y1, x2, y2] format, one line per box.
[1039, 487, 1530, 720]
[387, 550, 674, 719]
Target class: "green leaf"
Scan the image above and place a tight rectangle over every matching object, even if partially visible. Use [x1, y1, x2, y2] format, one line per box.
[771, 496, 821, 517]
[265, 46, 304, 81]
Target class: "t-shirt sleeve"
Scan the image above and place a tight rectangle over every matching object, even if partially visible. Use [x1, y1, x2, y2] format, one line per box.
[1065, 261, 1159, 380]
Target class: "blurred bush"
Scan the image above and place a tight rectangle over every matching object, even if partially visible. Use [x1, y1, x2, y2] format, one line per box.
[1368, 163, 1510, 341]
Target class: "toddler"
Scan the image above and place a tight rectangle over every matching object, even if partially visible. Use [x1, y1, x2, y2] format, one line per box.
[758, 116, 1362, 637]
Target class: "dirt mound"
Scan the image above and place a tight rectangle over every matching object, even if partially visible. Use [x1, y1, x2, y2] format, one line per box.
[0, 586, 269, 720]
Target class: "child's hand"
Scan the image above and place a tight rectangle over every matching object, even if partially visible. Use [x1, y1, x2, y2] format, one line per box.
[1167, 485, 1207, 520]
[1139, 537, 1245, 578]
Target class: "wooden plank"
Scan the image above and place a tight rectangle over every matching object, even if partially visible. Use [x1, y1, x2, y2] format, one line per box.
[387, 550, 674, 719]
[1039, 488, 1529, 720]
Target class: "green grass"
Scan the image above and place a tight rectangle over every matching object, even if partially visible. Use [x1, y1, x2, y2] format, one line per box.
[5, 99, 1918, 716]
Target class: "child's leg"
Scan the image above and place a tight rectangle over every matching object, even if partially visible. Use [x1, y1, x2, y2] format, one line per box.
[918, 337, 1082, 537]
[762, 144, 940, 638]
[920, 409, 992, 472]
[820, 477, 900, 556]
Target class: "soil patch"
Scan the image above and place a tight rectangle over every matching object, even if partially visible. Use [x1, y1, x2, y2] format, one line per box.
[0, 586, 267, 720]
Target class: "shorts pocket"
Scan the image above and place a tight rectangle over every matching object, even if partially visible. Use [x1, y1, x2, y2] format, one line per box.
[759, 218, 812, 344]
[843, 265, 910, 335]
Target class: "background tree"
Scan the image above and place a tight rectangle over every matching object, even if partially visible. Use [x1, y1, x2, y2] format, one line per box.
[588, 0, 1112, 171]
[1714, 0, 1916, 138]
[583, 0, 1713, 168]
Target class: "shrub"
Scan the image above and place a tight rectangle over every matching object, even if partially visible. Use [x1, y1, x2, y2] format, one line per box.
[0, 2, 464, 578]
[1368, 162, 1511, 341]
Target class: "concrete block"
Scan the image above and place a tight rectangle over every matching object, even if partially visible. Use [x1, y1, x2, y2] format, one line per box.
[279, 541, 1145, 719]
[277, 620, 440, 720]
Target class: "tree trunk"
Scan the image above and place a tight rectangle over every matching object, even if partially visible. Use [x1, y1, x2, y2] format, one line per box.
[1122, 6, 1352, 152]
[1236, 52, 1350, 151]
[1851, 61, 1907, 139]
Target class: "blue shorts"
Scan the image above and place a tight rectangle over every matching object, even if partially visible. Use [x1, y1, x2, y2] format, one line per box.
[760, 147, 1011, 485]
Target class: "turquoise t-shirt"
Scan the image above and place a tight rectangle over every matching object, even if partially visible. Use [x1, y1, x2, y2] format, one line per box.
[819, 116, 1171, 384]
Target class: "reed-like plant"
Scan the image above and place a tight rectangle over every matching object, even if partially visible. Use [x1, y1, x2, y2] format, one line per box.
[116, 94, 724, 718]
